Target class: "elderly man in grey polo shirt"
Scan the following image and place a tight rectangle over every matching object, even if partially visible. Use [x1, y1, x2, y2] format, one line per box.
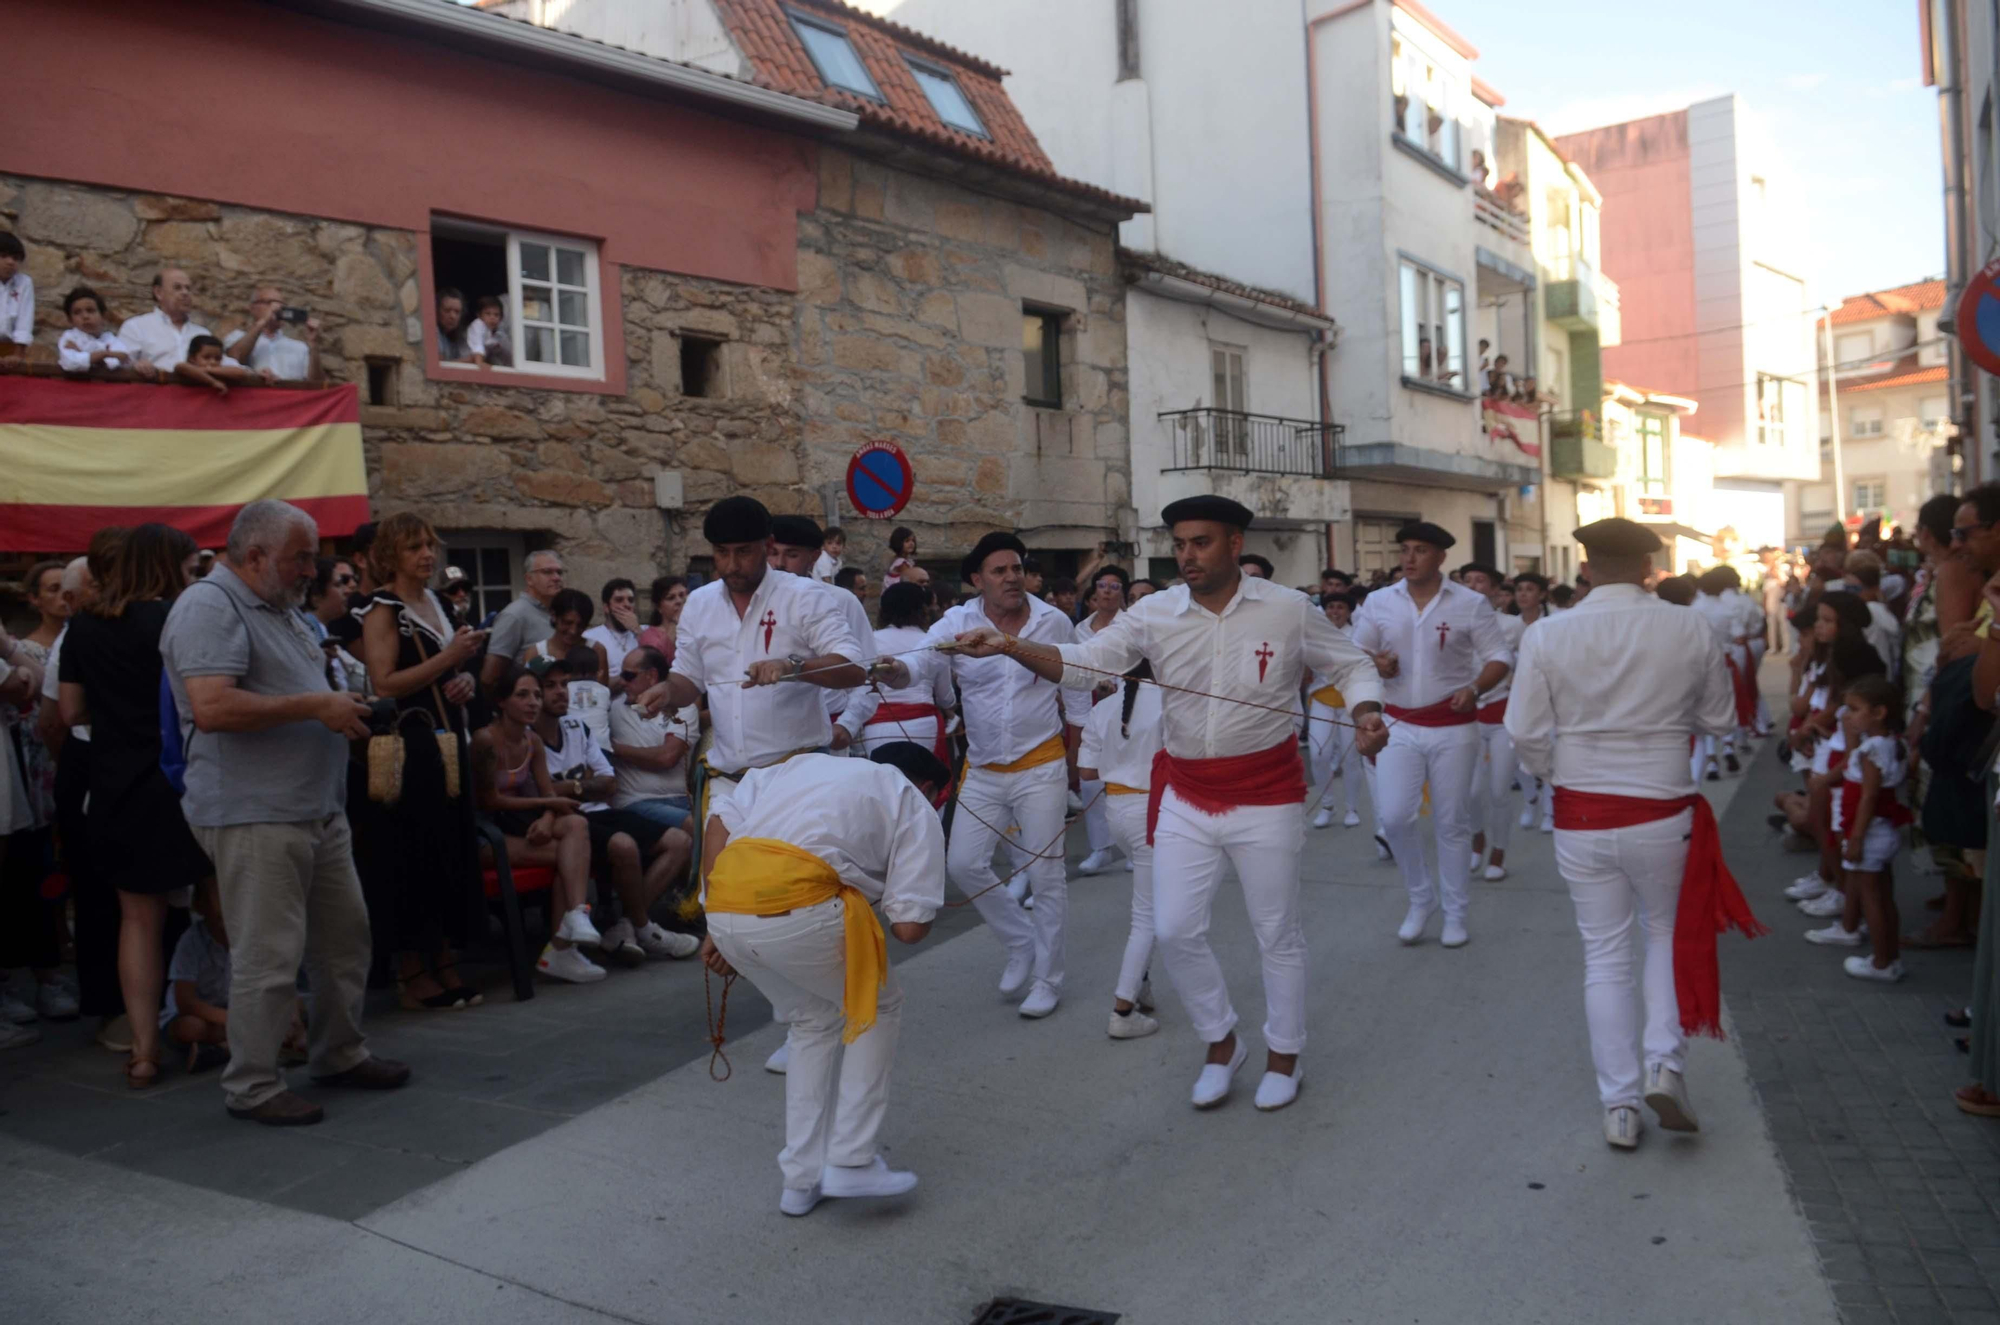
[480, 549, 564, 695]
[162, 499, 411, 1126]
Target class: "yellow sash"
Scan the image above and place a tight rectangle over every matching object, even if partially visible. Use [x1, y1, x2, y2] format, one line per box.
[1105, 782, 1146, 796]
[706, 838, 886, 1045]
[980, 730, 1067, 773]
[1310, 684, 1345, 709]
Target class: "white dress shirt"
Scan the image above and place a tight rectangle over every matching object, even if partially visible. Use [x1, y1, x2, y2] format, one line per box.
[1483, 612, 1527, 704]
[670, 569, 862, 773]
[2, 273, 35, 346]
[1057, 575, 1381, 761]
[1349, 578, 1513, 710]
[1691, 592, 1740, 651]
[1078, 683, 1163, 790]
[812, 550, 843, 584]
[925, 595, 1078, 766]
[58, 328, 136, 373]
[837, 624, 955, 737]
[718, 754, 946, 924]
[1724, 587, 1764, 645]
[1074, 611, 1121, 643]
[222, 327, 311, 381]
[607, 696, 699, 806]
[117, 308, 210, 370]
[1505, 583, 1737, 800]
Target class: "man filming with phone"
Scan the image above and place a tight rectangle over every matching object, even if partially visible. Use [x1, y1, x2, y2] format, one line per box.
[223, 285, 324, 385]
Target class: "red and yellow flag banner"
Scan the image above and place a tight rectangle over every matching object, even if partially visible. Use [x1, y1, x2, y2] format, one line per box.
[1481, 396, 1541, 458]
[0, 378, 369, 552]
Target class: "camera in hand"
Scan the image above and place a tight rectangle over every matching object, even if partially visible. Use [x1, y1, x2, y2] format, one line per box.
[279, 306, 311, 325]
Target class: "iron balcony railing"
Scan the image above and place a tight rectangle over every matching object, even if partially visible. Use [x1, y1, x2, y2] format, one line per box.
[1159, 408, 1345, 477]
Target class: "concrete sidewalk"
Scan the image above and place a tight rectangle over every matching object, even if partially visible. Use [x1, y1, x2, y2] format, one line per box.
[7, 728, 1835, 1325]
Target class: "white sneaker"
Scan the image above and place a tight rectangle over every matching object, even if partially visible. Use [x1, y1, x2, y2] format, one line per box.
[1125, 857, 1135, 872]
[1108, 1008, 1159, 1039]
[1397, 904, 1434, 945]
[1077, 848, 1119, 876]
[1343, 810, 1361, 827]
[1441, 916, 1469, 948]
[1797, 891, 1846, 918]
[1605, 1105, 1642, 1150]
[0, 991, 37, 1025]
[0, 1021, 39, 1050]
[1312, 807, 1336, 830]
[1539, 817, 1554, 833]
[1844, 955, 1906, 983]
[1018, 980, 1059, 1019]
[1254, 1062, 1304, 1111]
[1804, 922, 1867, 947]
[1483, 864, 1507, 882]
[555, 905, 601, 947]
[821, 1155, 918, 1200]
[1192, 1037, 1249, 1109]
[1518, 807, 1536, 829]
[1784, 873, 1832, 901]
[1374, 835, 1393, 861]
[1643, 1063, 1700, 1132]
[35, 982, 79, 1021]
[1022, 895, 1034, 910]
[998, 946, 1034, 998]
[1005, 875, 1030, 904]
[634, 921, 700, 959]
[597, 918, 645, 968]
[1066, 791, 1086, 814]
[536, 942, 607, 983]
[779, 1183, 822, 1216]
[1136, 976, 1155, 1012]
[765, 1042, 789, 1074]
[1468, 851, 1483, 874]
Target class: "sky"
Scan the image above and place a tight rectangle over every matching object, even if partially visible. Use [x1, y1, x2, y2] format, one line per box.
[1471, 0, 1942, 303]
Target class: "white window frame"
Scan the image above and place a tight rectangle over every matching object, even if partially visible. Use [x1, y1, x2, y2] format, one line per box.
[1389, 31, 1460, 171]
[1849, 403, 1885, 437]
[435, 221, 607, 382]
[1398, 257, 1467, 390]
[1637, 413, 1668, 495]
[1210, 343, 1248, 455]
[904, 55, 988, 138]
[1852, 477, 1887, 513]
[440, 530, 526, 625]
[1834, 329, 1873, 367]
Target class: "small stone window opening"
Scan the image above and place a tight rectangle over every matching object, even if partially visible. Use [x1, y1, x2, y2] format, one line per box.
[680, 335, 724, 399]
[364, 356, 400, 407]
[1022, 306, 1064, 409]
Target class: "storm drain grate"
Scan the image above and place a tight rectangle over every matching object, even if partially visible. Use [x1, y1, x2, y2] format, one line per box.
[971, 1299, 1120, 1325]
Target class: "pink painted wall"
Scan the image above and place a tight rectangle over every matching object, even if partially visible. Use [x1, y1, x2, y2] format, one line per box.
[5, 0, 819, 293]
[1555, 113, 1694, 398]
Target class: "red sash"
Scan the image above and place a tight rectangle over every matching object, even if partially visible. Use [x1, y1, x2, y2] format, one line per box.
[1476, 698, 1508, 724]
[1551, 789, 1766, 1039]
[1837, 780, 1914, 833]
[1385, 699, 1475, 727]
[1723, 652, 1757, 727]
[1146, 740, 1307, 845]
[863, 701, 948, 762]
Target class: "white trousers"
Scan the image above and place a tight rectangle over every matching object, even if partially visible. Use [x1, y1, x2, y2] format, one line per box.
[1103, 793, 1156, 1003]
[1153, 789, 1307, 1054]
[708, 899, 901, 1190]
[1470, 719, 1516, 854]
[948, 759, 1069, 990]
[1079, 779, 1116, 854]
[1308, 701, 1360, 814]
[1552, 813, 1688, 1109]
[1374, 720, 1480, 920]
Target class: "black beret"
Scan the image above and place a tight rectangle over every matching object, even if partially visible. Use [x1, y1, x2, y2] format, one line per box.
[769, 514, 824, 550]
[1161, 495, 1255, 530]
[703, 496, 771, 546]
[1574, 517, 1663, 556]
[962, 531, 1026, 585]
[1394, 521, 1455, 550]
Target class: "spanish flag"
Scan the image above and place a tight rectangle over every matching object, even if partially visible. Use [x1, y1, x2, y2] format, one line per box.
[0, 377, 369, 551]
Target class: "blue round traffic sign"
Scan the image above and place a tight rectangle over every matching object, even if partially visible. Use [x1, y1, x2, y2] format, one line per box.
[1959, 256, 2000, 378]
[846, 441, 913, 520]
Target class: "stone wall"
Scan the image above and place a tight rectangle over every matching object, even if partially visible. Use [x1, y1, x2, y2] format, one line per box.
[798, 148, 1131, 577]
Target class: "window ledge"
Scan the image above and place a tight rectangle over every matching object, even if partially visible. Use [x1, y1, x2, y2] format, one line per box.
[1023, 397, 1064, 410]
[1400, 375, 1477, 402]
[1391, 134, 1469, 188]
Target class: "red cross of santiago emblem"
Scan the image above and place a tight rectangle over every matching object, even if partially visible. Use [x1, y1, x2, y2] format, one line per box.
[1255, 641, 1274, 683]
[760, 610, 777, 652]
[1437, 621, 1451, 652]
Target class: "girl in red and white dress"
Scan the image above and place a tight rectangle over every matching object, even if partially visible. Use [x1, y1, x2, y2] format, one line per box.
[1832, 674, 1912, 983]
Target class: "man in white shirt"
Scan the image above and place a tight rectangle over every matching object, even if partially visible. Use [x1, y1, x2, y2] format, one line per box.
[222, 286, 323, 384]
[607, 645, 700, 834]
[1691, 568, 1752, 779]
[1458, 562, 1526, 881]
[957, 496, 1386, 1112]
[0, 233, 33, 347]
[1071, 566, 1131, 875]
[583, 577, 642, 693]
[769, 515, 877, 759]
[118, 267, 210, 371]
[1350, 523, 1512, 948]
[699, 745, 948, 1216]
[923, 532, 1081, 1020]
[1506, 518, 1747, 1150]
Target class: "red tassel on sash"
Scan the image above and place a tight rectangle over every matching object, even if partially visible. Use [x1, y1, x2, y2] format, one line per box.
[1552, 789, 1767, 1038]
[1146, 740, 1307, 845]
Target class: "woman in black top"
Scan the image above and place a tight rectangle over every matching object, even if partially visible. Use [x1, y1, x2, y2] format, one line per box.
[58, 523, 208, 1088]
[357, 513, 486, 1009]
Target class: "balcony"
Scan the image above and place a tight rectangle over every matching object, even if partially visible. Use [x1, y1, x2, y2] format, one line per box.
[1156, 408, 1349, 527]
[1546, 254, 1621, 344]
[1473, 187, 1530, 248]
[1547, 409, 1617, 481]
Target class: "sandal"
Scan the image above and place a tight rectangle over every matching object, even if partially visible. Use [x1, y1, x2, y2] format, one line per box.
[1946, 1007, 1972, 1029]
[1954, 1085, 2000, 1117]
[126, 1054, 162, 1090]
[431, 961, 484, 1008]
[397, 970, 471, 1011]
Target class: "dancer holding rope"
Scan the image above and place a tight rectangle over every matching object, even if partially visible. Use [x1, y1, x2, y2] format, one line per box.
[698, 743, 950, 1216]
[925, 531, 1083, 1021]
[955, 496, 1386, 1113]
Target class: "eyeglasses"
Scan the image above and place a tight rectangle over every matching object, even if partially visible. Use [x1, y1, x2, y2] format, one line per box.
[332, 574, 356, 586]
[618, 670, 640, 683]
[1949, 523, 1994, 543]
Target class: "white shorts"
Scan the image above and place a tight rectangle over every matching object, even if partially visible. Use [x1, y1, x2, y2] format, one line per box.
[1842, 818, 1902, 873]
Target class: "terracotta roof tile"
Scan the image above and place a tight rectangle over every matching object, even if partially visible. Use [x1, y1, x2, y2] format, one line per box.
[1837, 361, 1948, 394]
[1824, 278, 1948, 327]
[1119, 249, 1329, 323]
[710, 0, 1143, 213]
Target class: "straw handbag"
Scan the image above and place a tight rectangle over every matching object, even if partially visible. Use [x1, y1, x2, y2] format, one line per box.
[365, 624, 463, 805]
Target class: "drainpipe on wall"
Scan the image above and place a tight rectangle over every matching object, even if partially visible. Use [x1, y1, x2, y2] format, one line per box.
[1934, 0, 1975, 484]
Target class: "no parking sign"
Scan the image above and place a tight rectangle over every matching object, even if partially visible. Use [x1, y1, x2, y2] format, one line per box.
[845, 441, 914, 520]
[1959, 256, 2000, 378]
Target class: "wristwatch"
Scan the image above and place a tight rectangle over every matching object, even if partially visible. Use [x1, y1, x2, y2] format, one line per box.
[784, 652, 807, 679]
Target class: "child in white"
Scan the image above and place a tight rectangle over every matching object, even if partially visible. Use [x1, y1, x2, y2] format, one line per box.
[1307, 594, 1361, 830]
[467, 296, 512, 367]
[1834, 675, 1911, 982]
[1077, 665, 1163, 1041]
[57, 287, 153, 376]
